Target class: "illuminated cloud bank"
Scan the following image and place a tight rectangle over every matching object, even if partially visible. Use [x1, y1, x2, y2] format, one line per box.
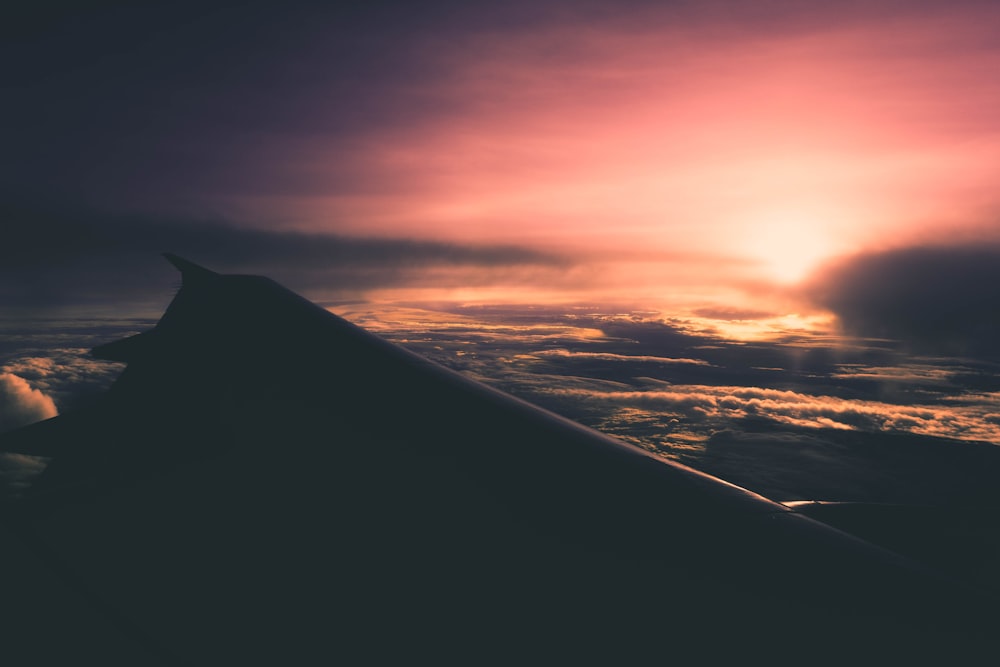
[356, 302, 1000, 502]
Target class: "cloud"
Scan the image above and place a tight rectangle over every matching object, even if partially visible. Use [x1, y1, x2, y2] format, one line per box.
[360, 303, 1000, 449]
[542, 384, 1000, 444]
[806, 244, 1000, 358]
[1, 350, 124, 412]
[0, 201, 572, 313]
[698, 424, 1000, 505]
[0, 452, 50, 499]
[691, 307, 777, 321]
[529, 349, 710, 366]
[0, 373, 58, 433]
[830, 363, 959, 384]
[0, 318, 138, 412]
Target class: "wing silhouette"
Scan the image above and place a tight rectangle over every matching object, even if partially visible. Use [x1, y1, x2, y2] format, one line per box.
[0, 256, 995, 664]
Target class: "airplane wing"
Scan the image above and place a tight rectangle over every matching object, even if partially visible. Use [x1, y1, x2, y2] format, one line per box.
[0, 255, 996, 664]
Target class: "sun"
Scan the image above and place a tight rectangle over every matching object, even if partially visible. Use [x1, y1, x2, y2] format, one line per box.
[759, 237, 832, 284]
[739, 210, 846, 284]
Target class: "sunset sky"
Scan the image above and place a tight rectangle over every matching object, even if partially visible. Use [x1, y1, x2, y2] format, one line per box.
[6, 1, 1000, 313]
[4, 1, 1000, 500]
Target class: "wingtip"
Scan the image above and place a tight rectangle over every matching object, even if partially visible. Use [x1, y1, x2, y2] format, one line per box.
[163, 253, 220, 284]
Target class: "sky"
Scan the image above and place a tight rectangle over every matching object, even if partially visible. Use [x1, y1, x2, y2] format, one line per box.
[6, 1, 1000, 312]
[4, 1, 1000, 501]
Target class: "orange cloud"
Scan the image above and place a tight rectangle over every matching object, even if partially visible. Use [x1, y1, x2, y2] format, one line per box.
[0, 373, 58, 433]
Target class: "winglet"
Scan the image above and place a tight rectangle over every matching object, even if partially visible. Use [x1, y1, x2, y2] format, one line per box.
[163, 253, 220, 285]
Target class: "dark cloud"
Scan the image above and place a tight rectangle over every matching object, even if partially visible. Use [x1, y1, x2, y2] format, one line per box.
[807, 244, 1000, 358]
[0, 452, 50, 499]
[0, 201, 569, 313]
[700, 423, 1000, 506]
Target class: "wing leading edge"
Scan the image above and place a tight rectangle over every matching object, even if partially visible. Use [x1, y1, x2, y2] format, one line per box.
[0, 256, 996, 664]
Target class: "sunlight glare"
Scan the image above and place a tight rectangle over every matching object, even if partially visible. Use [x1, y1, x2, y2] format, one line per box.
[740, 210, 846, 284]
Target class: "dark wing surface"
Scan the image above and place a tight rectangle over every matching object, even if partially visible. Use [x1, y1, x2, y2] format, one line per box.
[1, 256, 996, 664]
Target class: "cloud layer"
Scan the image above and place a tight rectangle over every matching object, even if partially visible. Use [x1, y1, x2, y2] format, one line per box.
[544, 384, 1000, 444]
[356, 302, 1000, 503]
[4, 293, 1000, 506]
